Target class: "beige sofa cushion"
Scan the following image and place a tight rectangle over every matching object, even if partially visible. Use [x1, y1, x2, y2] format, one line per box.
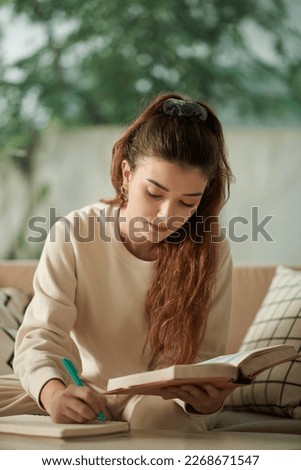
[226, 266, 301, 418]
[227, 266, 277, 353]
[0, 261, 37, 295]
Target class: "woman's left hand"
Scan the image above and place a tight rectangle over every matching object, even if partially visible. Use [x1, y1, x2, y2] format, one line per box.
[160, 383, 237, 414]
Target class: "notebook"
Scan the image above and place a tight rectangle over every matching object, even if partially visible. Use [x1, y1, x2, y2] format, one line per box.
[0, 414, 129, 438]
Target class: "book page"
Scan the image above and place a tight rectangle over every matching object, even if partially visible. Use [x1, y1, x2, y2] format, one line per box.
[201, 345, 298, 379]
[200, 350, 258, 366]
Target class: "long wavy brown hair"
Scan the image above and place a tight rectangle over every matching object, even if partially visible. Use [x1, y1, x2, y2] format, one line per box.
[104, 92, 233, 369]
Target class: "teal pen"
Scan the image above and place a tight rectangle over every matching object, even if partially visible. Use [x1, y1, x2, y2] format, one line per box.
[61, 357, 106, 422]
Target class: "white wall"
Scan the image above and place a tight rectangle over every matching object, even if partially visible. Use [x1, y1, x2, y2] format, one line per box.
[223, 128, 301, 265]
[1, 126, 300, 265]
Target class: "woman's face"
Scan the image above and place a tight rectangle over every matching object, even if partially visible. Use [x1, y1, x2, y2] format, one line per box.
[119, 156, 208, 254]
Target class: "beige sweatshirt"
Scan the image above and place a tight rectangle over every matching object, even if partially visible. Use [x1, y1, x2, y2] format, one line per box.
[14, 202, 232, 416]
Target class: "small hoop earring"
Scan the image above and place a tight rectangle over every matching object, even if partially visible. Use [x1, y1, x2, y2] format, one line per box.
[121, 184, 128, 202]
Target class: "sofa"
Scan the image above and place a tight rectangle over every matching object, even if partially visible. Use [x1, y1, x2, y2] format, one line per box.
[0, 260, 300, 443]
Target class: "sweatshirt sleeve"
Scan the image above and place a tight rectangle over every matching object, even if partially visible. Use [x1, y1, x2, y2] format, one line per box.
[13, 217, 82, 405]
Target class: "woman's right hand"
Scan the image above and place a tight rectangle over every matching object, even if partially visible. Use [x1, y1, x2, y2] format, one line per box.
[40, 379, 111, 423]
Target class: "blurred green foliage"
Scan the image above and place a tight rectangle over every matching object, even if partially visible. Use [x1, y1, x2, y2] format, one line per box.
[0, 0, 300, 258]
[1, 0, 301, 138]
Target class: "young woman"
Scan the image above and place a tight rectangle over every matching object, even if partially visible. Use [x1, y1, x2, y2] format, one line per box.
[0, 92, 235, 431]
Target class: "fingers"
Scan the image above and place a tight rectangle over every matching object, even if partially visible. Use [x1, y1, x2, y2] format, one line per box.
[160, 385, 203, 404]
[160, 383, 237, 414]
[70, 385, 109, 422]
[51, 385, 109, 424]
[72, 385, 104, 411]
[185, 383, 222, 401]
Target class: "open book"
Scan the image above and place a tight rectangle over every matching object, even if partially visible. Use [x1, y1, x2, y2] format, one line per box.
[0, 415, 129, 438]
[106, 344, 299, 395]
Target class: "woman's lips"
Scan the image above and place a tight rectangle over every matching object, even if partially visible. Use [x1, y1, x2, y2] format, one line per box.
[149, 222, 168, 233]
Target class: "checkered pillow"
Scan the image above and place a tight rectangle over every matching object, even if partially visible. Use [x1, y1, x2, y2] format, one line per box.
[0, 288, 31, 374]
[226, 266, 301, 418]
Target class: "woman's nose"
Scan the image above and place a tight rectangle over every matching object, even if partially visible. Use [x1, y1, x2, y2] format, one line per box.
[156, 201, 173, 222]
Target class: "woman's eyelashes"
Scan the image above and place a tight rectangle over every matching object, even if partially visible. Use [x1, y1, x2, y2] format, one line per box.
[146, 188, 161, 199]
[177, 200, 196, 208]
[145, 188, 197, 208]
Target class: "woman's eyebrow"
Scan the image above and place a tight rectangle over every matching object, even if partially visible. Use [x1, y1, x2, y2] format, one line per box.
[146, 178, 169, 192]
[183, 191, 203, 197]
[146, 178, 203, 197]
